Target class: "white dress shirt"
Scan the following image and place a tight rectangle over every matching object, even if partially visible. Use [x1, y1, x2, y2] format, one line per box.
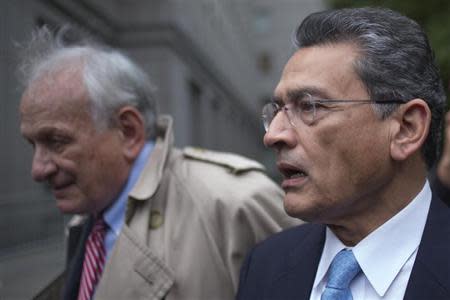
[309, 181, 432, 300]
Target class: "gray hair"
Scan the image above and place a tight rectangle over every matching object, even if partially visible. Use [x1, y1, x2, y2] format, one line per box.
[18, 26, 158, 139]
[294, 7, 446, 169]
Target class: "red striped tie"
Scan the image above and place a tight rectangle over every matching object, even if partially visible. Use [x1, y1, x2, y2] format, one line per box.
[77, 217, 107, 300]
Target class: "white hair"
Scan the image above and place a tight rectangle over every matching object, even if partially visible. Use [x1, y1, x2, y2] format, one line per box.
[18, 26, 158, 139]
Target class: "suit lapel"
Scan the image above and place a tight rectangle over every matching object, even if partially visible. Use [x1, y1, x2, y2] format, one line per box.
[266, 224, 325, 300]
[258, 195, 450, 300]
[94, 224, 174, 300]
[63, 218, 93, 300]
[404, 195, 450, 299]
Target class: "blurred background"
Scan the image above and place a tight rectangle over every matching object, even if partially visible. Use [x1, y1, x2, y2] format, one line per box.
[0, 0, 448, 299]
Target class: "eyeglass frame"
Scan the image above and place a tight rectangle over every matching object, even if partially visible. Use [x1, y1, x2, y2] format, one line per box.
[262, 92, 408, 132]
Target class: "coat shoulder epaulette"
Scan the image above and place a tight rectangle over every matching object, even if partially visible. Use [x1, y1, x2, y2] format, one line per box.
[182, 147, 265, 174]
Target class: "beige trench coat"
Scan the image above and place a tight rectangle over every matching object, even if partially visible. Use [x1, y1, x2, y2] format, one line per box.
[35, 115, 300, 300]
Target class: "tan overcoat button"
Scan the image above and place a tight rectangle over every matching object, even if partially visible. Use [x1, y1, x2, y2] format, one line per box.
[150, 210, 164, 229]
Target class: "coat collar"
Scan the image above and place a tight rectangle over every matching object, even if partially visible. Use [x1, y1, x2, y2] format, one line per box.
[129, 115, 174, 202]
[94, 115, 175, 299]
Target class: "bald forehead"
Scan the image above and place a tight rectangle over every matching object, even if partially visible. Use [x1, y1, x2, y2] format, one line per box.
[19, 66, 96, 139]
[21, 66, 87, 108]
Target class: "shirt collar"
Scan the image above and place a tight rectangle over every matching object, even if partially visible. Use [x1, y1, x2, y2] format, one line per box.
[103, 141, 154, 236]
[312, 227, 350, 292]
[313, 181, 432, 296]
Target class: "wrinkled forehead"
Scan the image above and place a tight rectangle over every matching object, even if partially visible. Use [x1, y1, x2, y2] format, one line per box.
[19, 70, 93, 135]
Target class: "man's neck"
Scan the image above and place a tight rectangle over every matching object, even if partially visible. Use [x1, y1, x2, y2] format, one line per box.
[329, 166, 427, 246]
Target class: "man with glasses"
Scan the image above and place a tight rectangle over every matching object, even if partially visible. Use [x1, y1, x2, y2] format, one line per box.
[237, 7, 449, 300]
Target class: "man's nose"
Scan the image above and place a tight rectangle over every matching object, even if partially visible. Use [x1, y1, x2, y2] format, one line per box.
[263, 112, 297, 150]
[31, 147, 57, 182]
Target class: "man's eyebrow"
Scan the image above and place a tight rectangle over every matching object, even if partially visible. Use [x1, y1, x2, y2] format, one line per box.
[271, 89, 306, 104]
[286, 89, 309, 102]
[34, 127, 71, 139]
[37, 127, 61, 134]
[290, 87, 333, 99]
[273, 87, 330, 104]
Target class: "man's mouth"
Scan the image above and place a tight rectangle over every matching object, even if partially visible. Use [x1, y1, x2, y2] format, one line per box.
[278, 162, 309, 189]
[50, 181, 73, 196]
[284, 170, 308, 179]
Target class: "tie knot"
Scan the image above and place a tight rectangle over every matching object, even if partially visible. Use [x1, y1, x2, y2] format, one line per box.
[326, 249, 361, 289]
[92, 216, 107, 234]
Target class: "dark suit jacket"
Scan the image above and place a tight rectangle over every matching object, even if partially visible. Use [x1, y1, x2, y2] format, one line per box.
[63, 218, 94, 300]
[429, 167, 450, 206]
[237, 194, 450, 300]
[32, 218, 93, 300]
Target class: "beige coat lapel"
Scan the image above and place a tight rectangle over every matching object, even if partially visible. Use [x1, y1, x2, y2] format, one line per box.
[94, 226, 173, 300]
[95, 116, 175, 299]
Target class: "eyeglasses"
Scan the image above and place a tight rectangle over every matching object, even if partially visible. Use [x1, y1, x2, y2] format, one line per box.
[262, 92, 407, 132]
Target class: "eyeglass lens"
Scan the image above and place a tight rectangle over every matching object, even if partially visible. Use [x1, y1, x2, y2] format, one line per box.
[262, 93, 317, 131]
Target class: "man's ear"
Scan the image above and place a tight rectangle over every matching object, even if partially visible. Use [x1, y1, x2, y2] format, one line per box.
[390, 99, 431, 162]
[116, 106, 146, 162]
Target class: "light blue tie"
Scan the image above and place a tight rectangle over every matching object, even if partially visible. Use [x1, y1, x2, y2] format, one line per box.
[321, 249, 361, 300]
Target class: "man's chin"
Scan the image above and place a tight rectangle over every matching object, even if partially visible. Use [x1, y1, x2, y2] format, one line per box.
[283, 190, 304, 211]
[283, 193, 319, 222]
[55, 198, 83, 215]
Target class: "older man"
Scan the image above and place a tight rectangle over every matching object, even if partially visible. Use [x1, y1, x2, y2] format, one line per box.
[19, 28, 298, 300]
[237, 7, 449, 300]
